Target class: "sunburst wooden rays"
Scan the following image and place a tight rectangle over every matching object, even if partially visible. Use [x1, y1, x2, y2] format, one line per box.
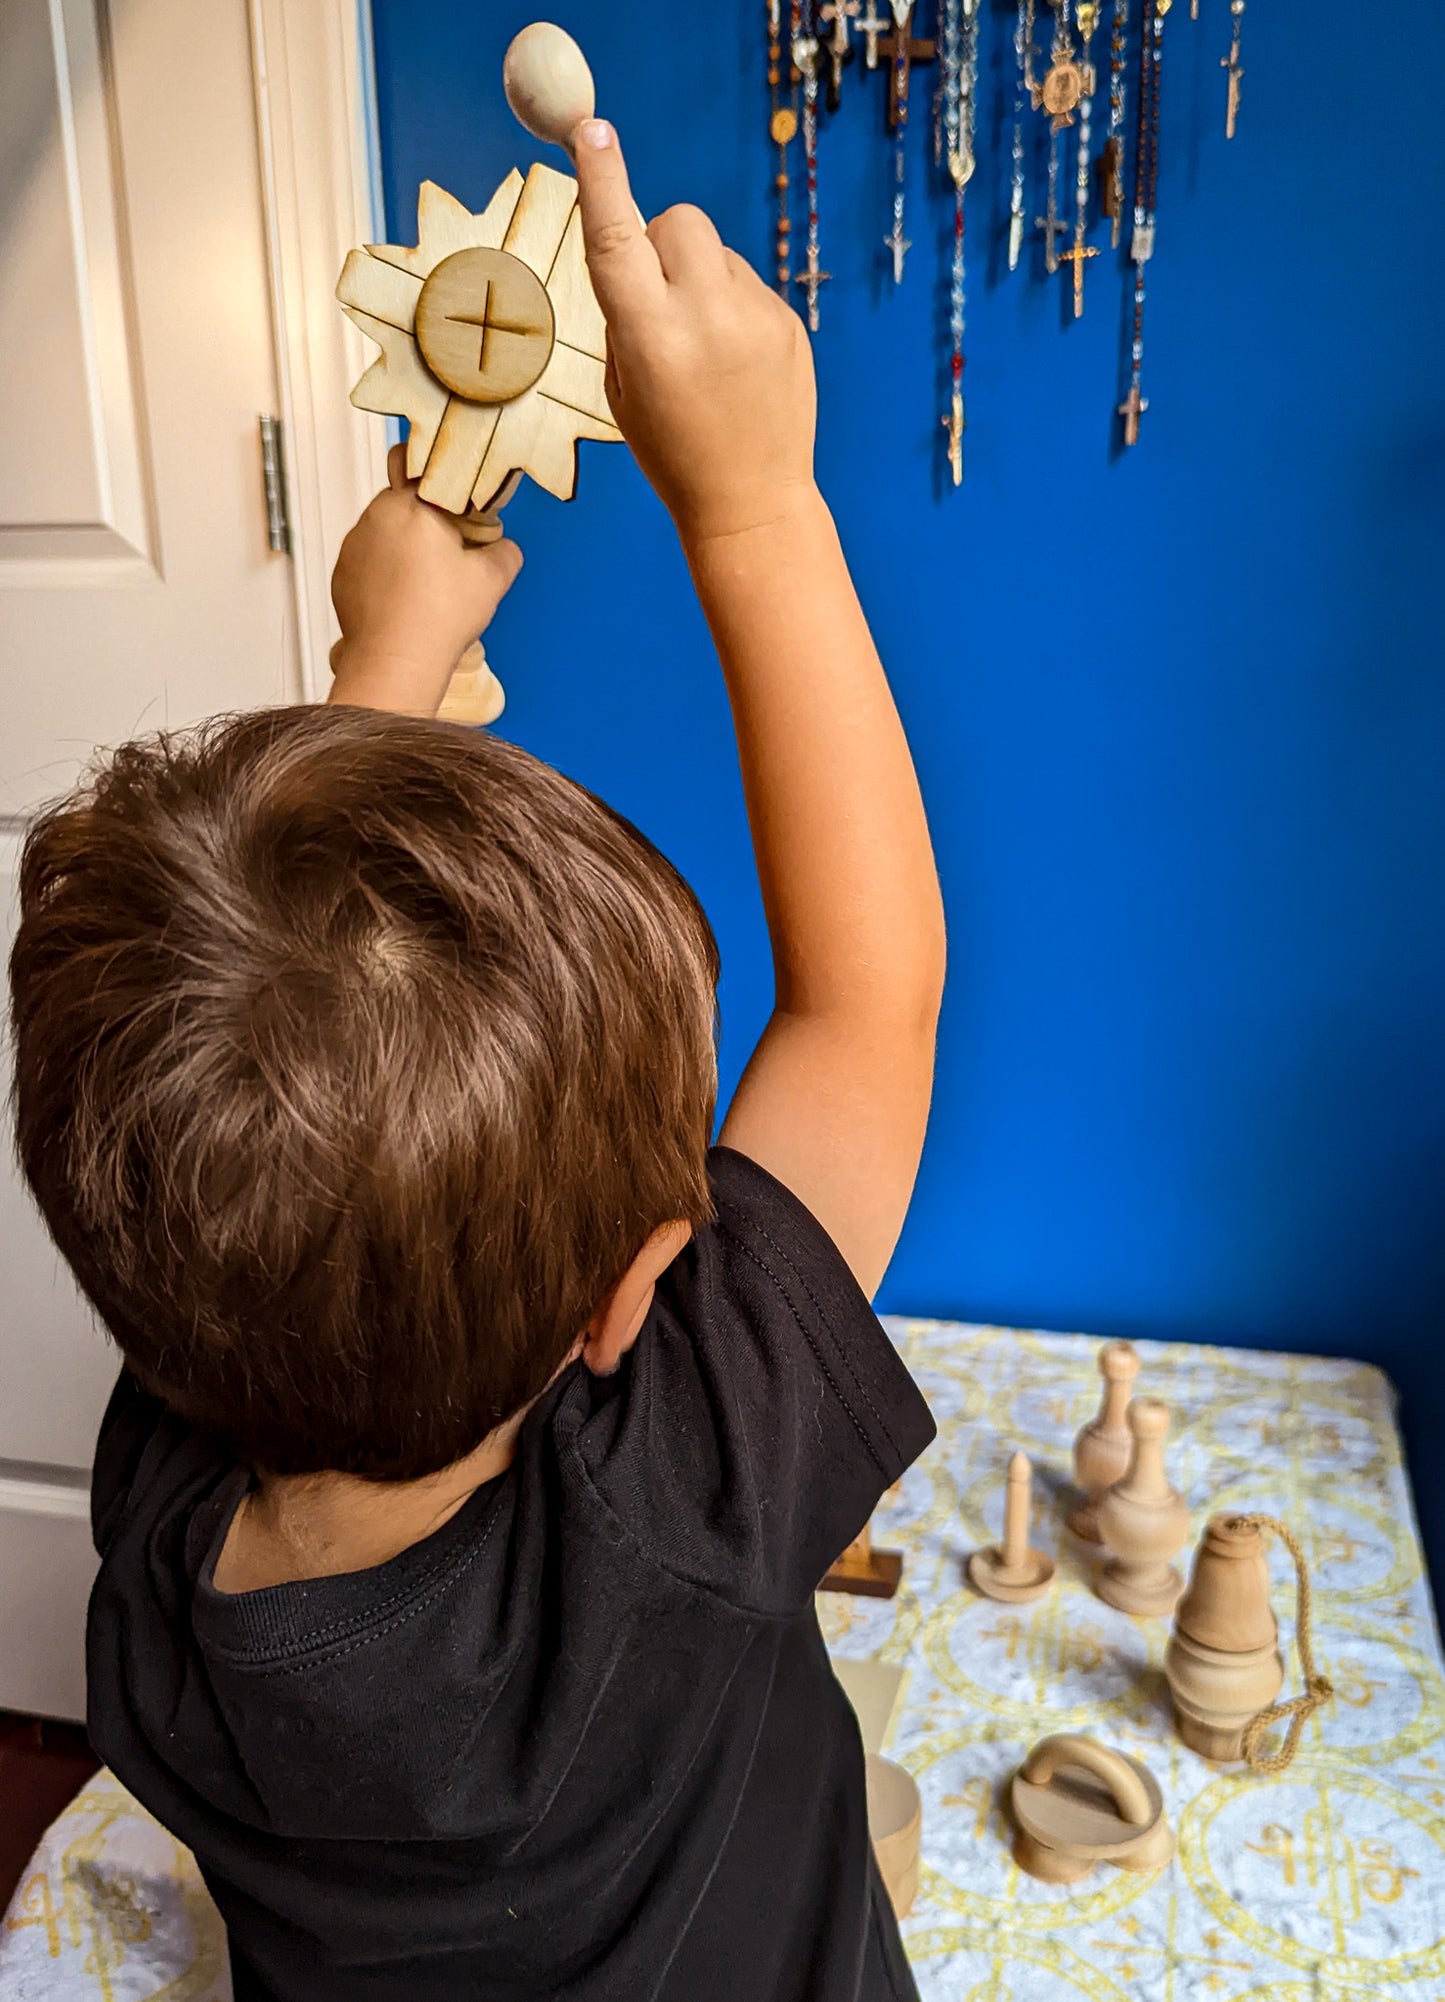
[336, 166, 620, 519]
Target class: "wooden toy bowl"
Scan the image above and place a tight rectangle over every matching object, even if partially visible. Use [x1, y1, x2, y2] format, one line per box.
[866, 1754, 922, 1919]
[1010, 1734, 1173, 1885]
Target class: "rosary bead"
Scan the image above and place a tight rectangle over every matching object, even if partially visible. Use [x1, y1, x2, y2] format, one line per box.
[779, 216, 791, 233]
[776, 171, 790, 190]
[768, 64, 780, 83]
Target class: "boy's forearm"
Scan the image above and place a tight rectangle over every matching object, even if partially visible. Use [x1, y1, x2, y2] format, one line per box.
[683, 487, 945, 1026]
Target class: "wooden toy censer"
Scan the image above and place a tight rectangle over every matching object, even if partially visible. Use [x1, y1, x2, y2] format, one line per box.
[336, 23, 619, 723]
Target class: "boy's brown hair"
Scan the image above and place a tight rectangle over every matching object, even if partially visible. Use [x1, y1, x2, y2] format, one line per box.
[9, 706, 719, 1481]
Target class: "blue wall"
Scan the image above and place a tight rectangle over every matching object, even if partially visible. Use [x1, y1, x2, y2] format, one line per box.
[370, 1, 1445, 1579]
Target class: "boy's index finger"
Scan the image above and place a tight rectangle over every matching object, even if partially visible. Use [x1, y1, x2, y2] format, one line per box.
[571, 119, 665, 326]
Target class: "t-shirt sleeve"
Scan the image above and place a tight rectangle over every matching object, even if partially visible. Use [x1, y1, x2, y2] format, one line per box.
[90, 1368, 170, 1558]
[569, 1146, 936, 1616]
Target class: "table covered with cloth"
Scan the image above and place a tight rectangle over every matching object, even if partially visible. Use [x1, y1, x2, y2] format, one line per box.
[4, 1322, 1443, 2002]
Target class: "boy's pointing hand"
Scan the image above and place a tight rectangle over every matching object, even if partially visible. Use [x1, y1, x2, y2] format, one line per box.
[571, 118, 817, 546]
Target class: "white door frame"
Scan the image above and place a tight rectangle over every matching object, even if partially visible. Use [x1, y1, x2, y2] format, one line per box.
[249, 0, 389, 702]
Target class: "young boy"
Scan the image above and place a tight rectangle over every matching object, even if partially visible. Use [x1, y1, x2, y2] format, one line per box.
[9, 120, 945, 2001]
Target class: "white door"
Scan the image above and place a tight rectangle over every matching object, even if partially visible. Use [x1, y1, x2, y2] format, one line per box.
[0, 0, 322, 1721]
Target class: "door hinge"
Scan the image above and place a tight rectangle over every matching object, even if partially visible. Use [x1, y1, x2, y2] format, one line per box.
[258, 414, 291, 555]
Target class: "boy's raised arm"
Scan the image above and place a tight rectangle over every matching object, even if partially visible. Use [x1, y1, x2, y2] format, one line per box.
[575, 123, 945, 1299]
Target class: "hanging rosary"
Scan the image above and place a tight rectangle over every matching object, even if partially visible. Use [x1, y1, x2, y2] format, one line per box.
[767, 0, 798, 296]
[1119, 0, 1168, 448]
[761, 0, 1253, 478]
[1008, 0, 1034, 271]
[1062, 1, 1100, 317]
[1099, 0, 1129, 246]
[937, 0, 978, 482]
[794, 6, 829, 330]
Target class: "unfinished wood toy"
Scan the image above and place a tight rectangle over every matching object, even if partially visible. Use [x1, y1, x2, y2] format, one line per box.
[1165, 1514, 1283, 1763]
[1094, 1398, 1189, 1617]
[968, 1451, 1055, 1604]
[504, 21, 597, 151]
[336, 24, 619, 721]
[1010, 1734, 1173, 1885]
[1069, 1339, 1140, 1542]
[866, 1755, 922, 1918]
[821, 1520, 903, 1599]
[1166, 1513, 1333, 1770]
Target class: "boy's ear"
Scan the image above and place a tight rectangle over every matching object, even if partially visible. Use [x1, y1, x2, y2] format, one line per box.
[581, 1220, 692, 1376]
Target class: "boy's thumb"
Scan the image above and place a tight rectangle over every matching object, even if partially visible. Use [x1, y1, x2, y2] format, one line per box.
[469, 536, 524, 616]
[572, 119, 662, 327]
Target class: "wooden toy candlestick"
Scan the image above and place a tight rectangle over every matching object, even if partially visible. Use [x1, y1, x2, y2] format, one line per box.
[968, 1451, 1056, 1603]
[1070, 1340, 1140, 1542]
[1095, 1399, 1189, 1617]
[1165, 1515, 1285, 1761]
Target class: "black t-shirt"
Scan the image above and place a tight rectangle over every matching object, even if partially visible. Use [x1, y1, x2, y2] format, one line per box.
[87, 1147, 936, 2002]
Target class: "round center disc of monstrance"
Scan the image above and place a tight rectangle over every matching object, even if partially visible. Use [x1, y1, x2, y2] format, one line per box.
[414, 246, 555, 403]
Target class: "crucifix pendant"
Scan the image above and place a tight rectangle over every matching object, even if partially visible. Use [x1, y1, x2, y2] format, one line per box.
[1060, 238, 1099, 318]
[1118, 381, 1147, 447]
[821, 0, 859, 108]
[943, 386, 965, 485]
[885, 200, 912, 282]
[1098, 134, 1124, 247]
[1223, 40, 1244, 137]
[857, 0, 889, 67]
[795, 242, 831, 331]
[879, 14, 937, 131]
[1035, 212, 1067, 275]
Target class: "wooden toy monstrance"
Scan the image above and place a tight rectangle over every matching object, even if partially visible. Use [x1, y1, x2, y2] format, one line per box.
[335, 25, 618, 723]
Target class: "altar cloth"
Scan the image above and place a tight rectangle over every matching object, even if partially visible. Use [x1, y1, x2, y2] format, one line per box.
[4, 1321, 1442, 2001]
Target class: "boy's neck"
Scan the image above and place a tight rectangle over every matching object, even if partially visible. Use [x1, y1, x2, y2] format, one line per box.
[211, 1410, 528, 1595]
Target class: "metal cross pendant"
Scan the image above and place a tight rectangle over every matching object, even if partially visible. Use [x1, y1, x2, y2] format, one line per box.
[822, 0, 860, 58]
[795, 241, 831, 331]
[1222, 35, 1244, 138]
[943, 387, 965, 486]
[1118, 381, 1148, 447]
[1059, 238, 1099, 318]
[856, 0, 890, 67]
[821, 2, 859, 109]
[884, 207, 912, 282]
[1034, 210, 1068, 274]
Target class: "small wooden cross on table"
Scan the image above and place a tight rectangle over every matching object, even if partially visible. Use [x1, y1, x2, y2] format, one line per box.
[821, 1520, 904, 1598]
[1059, 237, 1099, 318]
[878, 4, 936, 131]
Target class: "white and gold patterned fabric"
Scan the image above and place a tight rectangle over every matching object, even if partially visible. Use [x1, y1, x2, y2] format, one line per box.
[825, 1323, 1445, 2002]
[4, 1322, 1443, 2001]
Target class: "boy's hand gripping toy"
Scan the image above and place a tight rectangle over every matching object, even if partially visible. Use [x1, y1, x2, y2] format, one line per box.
[336, 24, 617, 723]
